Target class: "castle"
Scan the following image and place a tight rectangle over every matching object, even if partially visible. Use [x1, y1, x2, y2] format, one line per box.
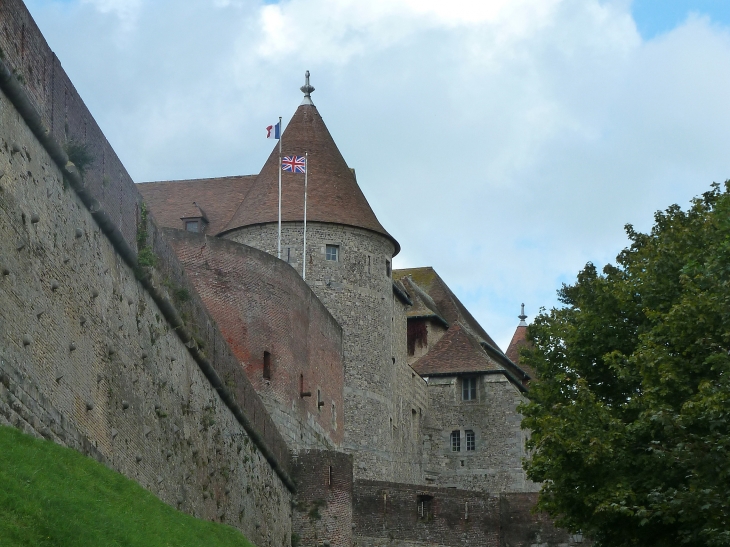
[0, 2, 581, 545]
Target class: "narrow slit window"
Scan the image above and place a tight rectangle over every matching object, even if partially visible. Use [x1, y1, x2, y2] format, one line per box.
[326, 244, 339, 261]
[462, 377, 477, 401]
[451, 430, 461, 452]
[466, 430, 475, 451]
[263, 351, 271, 380]
[385, 259, 391, 277]
[417, 494, 433, 519]
[328, 465, 333, 487]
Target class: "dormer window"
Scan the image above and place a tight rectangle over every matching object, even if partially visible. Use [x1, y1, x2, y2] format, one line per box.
[184, 220, 201, 233]
[181, 202, 208, 234]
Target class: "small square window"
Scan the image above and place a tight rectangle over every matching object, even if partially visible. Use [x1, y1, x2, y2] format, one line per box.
[466, 430, 475, 451]
[326, 244, 339, 261]
[185, 220, 199, 233]
[450, 430, 460, 452]
[462, 377, 477, 401]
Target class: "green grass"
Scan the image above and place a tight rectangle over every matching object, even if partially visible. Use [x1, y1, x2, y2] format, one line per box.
[0, 425, 255, 547]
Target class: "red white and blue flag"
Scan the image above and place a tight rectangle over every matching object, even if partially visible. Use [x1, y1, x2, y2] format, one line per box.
[266, 122, 281, 139]
[282, 156, 306, 173]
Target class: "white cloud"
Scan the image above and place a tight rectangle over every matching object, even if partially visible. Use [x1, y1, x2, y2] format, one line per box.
[81, 0, 141, 31]
[24, 0, 730, 350]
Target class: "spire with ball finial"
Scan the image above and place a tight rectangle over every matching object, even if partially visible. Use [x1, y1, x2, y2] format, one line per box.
[300, 70, 315, 105]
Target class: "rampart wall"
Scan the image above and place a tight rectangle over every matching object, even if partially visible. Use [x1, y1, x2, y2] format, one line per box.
[0, 2, 296, 544]
[292, 450, 354, 547]
[164, 228, 344, 451]
[352, 481, 579, 547]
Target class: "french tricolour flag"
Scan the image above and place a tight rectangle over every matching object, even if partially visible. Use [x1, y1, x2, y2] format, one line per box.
[266, 122, 281, 139]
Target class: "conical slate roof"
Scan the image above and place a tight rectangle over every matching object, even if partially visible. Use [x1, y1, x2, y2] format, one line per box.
[222, 104, 400, 254]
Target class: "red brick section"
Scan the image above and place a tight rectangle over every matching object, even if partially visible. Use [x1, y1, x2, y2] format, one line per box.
[353, 480, 501, 547]
[353, 482, 578, 547]
[137, 176, 256, 235]
[411, 322, 503, 377]
[164, 228, 345, 447]
[221, 104, 400, 255]
[292, 450, 354, 547]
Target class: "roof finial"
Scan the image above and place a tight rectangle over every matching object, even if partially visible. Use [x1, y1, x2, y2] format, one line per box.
[518, 303, 527, 327]
[300, 70, 315, 105]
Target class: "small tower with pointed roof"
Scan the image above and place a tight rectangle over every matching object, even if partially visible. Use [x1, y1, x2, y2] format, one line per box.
[506, 303, 535, 378]
[221, 73, 424, 484]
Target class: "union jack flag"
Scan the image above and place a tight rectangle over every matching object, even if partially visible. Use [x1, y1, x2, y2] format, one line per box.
[282, 156, 306, 173]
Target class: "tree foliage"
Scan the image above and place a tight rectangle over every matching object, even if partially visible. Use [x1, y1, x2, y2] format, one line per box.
[520, 182, 730, 547]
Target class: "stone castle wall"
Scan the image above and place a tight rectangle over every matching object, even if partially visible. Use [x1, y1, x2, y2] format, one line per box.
[0, 3, 299, 544]
[422, 374, 538, 493]
[226, 222, 428, 485]
[353, 482, 579, 547]
[292, 450, 355, 547]
[164, 228, 344, 451]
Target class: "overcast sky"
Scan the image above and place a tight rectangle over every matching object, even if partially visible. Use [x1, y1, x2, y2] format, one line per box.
[25, 0, 730, 351]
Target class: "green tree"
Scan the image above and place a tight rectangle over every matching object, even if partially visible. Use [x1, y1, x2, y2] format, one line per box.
[520, 182, 730, 547]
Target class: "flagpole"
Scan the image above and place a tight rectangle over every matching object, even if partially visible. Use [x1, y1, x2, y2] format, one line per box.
[302, 151, 308, 280]
[277, 116, 282, 259]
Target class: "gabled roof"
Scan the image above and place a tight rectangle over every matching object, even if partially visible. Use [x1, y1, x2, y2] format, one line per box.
[399, 276, 448, 327]
[221, 104, 400, 255]
[395, 266, 531, 386]
[393, 267, 499, 348]
[137, 176, 256, 235]
[411, 323, 502, 377]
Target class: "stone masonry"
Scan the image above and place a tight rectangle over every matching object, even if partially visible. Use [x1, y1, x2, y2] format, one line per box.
[226, 222, 428, 485]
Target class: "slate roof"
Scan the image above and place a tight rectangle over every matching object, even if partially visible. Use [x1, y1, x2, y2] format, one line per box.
[137, 176, 256, 236]
[395, 266, 531, 387]
[411, 323, 503, 377]
[394, 267, 499, 349]
[221, 104, 400, 255]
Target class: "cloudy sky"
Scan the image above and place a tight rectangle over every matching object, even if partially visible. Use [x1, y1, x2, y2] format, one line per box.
[25, 0, 730, 350]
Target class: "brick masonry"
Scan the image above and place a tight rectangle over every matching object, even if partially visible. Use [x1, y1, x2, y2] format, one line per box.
[164, 228, 344, 451]
[0, 83, 293, 547]
[0, 3, 302, 543]
[292, 450, 354, 547]
[353, 482, 580, 547]
[226, 222, 428, 485]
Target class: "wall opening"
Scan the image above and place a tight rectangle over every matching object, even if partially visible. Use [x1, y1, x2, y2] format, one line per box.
[263, 351, 271, 380]
[451, 430, 461, 452]
[417, 494, 434, 520]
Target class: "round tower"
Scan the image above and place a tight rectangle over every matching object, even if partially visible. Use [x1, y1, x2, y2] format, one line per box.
[220, 74, 422, 483]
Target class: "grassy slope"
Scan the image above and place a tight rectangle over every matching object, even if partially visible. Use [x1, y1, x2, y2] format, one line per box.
[0, 425, 255, 547]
